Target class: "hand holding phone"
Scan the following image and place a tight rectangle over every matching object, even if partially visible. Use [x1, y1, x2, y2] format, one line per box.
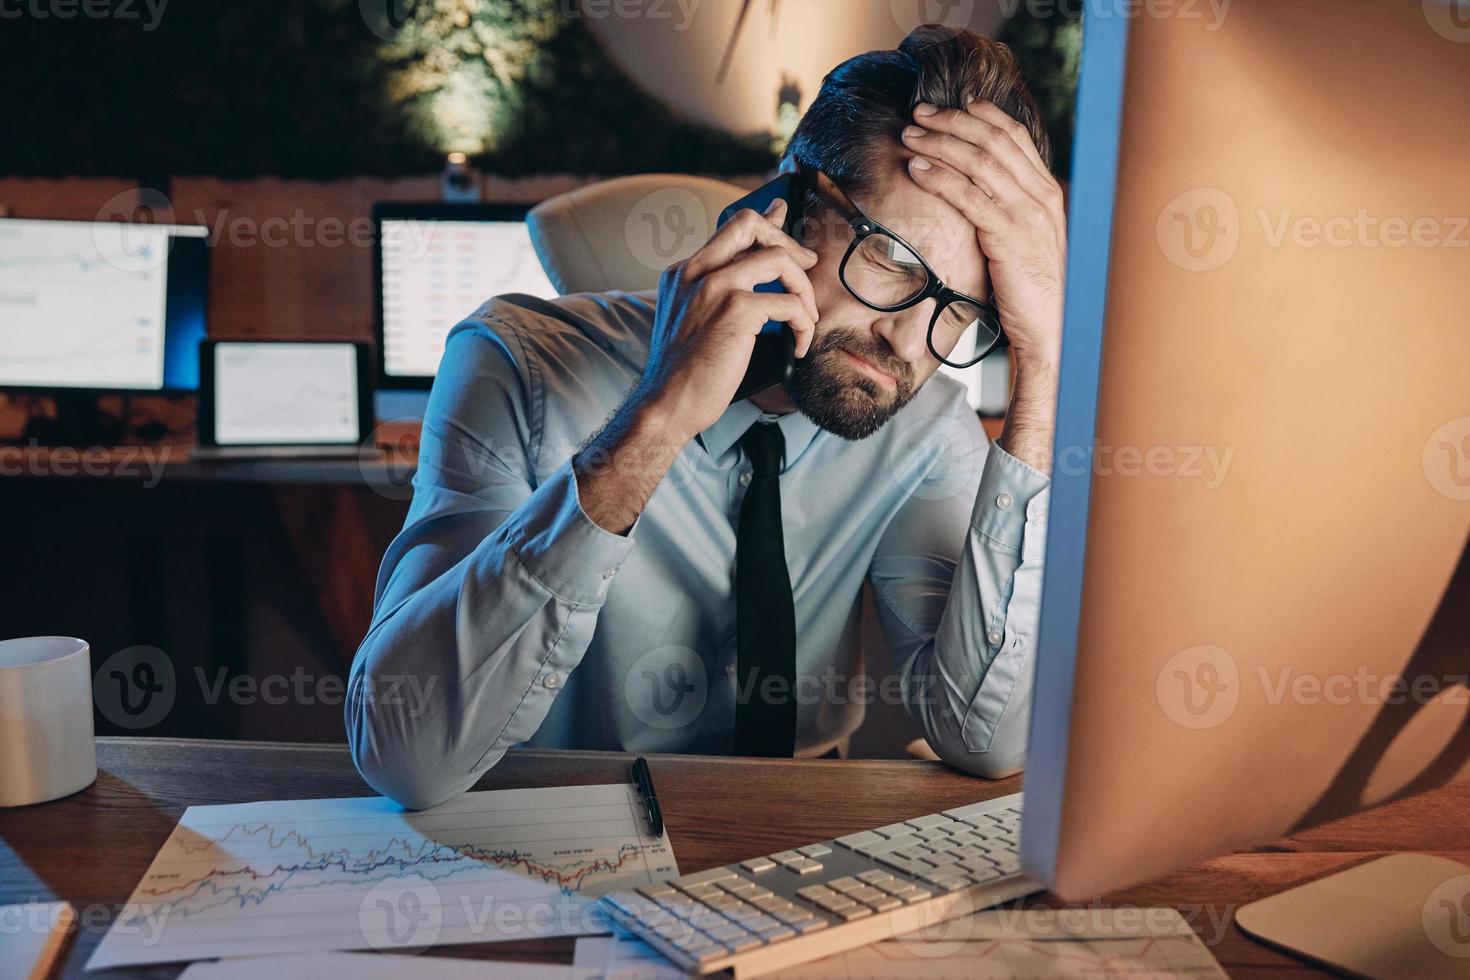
[638, 197, 818, 440]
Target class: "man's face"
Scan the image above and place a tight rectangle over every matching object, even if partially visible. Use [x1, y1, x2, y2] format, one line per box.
[785, 149, 989, 441]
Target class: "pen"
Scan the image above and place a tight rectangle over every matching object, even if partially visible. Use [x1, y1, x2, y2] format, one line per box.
[630, 756, 664, 838]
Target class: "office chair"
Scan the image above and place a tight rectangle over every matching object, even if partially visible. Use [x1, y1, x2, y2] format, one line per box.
[526, 173, 749, 295]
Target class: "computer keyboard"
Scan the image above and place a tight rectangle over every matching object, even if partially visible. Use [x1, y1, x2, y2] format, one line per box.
[598, 793, 1038, 977]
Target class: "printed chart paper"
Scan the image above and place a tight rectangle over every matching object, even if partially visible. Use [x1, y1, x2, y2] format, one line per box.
[88, 784, 677, 970]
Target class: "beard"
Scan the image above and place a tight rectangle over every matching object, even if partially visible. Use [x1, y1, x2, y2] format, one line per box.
[784, 327, 918, 441]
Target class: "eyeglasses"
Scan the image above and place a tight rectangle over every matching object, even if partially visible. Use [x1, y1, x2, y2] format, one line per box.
[795, 164, 1007, 369]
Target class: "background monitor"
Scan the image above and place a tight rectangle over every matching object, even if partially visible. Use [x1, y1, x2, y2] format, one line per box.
[198, 340, 372, 448]
[1023, 0, 1470, 915]
[373, 203, 556, 400]
[0, 217, 209, 394]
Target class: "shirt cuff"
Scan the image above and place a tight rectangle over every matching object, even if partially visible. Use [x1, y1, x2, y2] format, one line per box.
[971, 444, 1051, 555]
[503, 460, 637, 605]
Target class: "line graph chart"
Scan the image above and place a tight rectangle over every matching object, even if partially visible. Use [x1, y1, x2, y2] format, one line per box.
[0, 219, 171, 389]
[87, 784, 678, 970]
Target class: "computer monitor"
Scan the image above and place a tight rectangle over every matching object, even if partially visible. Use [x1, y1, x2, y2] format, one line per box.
[0, 216, 209, 441]
[373, 202, 556, 416]
[1022, 1, 1469, 974]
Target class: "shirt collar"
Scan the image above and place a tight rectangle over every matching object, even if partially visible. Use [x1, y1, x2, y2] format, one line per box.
[696, 398, 822, 467]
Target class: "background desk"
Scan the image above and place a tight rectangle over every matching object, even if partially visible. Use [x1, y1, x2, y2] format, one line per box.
[2, 738, 1466, 978]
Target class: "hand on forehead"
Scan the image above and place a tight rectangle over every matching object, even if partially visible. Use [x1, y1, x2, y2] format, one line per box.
[849, 152, 989, 297]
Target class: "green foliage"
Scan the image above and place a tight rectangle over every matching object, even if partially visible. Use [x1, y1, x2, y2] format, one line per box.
[998, 6, 1083, 180]
[0, 0, 775, 180]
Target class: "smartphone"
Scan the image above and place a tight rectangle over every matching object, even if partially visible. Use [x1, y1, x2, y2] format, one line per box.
[717, 172, 807, 403]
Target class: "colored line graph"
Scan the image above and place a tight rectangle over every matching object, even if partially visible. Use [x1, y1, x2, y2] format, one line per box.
[88, 784, 679, 971]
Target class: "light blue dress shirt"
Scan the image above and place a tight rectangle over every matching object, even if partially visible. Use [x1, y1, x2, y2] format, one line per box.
[348, 290, 1049, 809]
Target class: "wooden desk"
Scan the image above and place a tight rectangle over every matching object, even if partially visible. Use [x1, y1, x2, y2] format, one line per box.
[4, 740, 1465, 978]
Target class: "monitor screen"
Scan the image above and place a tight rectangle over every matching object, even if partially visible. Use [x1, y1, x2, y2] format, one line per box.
[0, 217, 209, 392]
[212, 342, 361, 446]
[377, 210, 556, 382]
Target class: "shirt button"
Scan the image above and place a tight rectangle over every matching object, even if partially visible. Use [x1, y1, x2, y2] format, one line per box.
[542, 673, 561, 690]
[739, 471, 752, 487]
[987, 629, 1004, 647]
[996, 492, 1013, 510]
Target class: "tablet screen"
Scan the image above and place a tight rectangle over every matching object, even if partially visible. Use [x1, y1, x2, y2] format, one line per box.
[212, 342, 360, 446]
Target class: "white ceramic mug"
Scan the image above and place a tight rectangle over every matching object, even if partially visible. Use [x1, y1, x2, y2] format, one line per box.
[0, 636, 97, 807]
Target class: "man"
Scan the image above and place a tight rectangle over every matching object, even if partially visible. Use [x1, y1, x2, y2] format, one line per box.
[348, 26, 1065, 810]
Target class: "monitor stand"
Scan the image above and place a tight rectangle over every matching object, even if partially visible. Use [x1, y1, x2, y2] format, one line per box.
[1236, 853, 1470, 979]
[21, 392, 126, 447]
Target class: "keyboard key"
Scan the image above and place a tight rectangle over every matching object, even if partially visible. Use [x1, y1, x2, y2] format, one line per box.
[704, 894, 742, 910]
[723, 904, 761, 922]
[743, 913, 782, 932]
[797, 885, 836, 902]
[703, 923, 749, 944]
[877, 854, 931, 876]
[815, 895, 856, 913]
[787, 858, 824, 875]
[725, 933, 765, 952]
[740, 857, 777, 874]
[689, 911, 727, 929]
[797, 843, 833, 857]
[834, 830, 885, 849]
[602, 892, 656, 917]
[994, 856, 1022, 875]
[904, 814, 953, 830]
[855, 838, 911, 858]
[638, 882, 677, 899]
[773, 906, 816, 925]
[847, 887, 887, 904]
[923, 863, 969, 880]
[684, 883, 722, 899]
[968, 865, 1004, 884]
[771, 850, 803, 865]
[672, 933, 718, 955]
[836, 905, 873, 921]
[826, 876, 863, 893]
[674, 867, 738, 889]
[793, 917, 829, 934]
[925, 874, 969, 892]
[722, 881, 759, 897]
[874, 822, 913, 838]
[857, 870, 895, 885]
[755, 924, 795, 942]
[891, 886, 932, 903]
[752, 895, 791, 913]
[866, 895, 902, 911]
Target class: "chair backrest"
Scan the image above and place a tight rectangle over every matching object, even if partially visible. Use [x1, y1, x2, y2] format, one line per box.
[527, 173, 749, 295]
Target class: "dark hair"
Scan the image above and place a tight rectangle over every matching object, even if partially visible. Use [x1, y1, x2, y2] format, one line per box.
[786, 26, 1052, 194]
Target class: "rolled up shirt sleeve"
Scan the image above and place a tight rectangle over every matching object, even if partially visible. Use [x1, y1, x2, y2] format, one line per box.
[347, 319, 634, 810]
[869, 404, 1050, 779]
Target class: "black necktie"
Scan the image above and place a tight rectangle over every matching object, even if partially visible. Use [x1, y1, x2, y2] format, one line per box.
[735, 422, 798, 756]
